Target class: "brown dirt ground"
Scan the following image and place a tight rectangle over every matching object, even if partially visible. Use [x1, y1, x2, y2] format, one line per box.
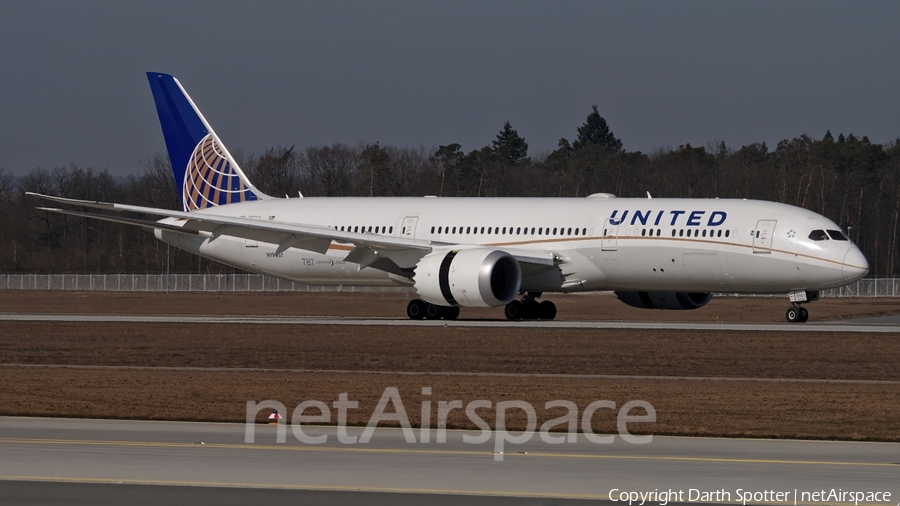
[1, 323, 898, 380]
[0, 292, 898, 440]
[3, 291, 900, 322]
[2, 368, 897, 441]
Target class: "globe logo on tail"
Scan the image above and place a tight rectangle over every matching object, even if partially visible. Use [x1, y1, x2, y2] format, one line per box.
[182, 134, 255, 211]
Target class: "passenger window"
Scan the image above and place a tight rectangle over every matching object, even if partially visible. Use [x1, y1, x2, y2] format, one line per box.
[679, 230, 684, 237]
[340, 226, 345, 231]
[567, 228, 572, 235]
[574, 228, 579, 236]
[516, 227, 521, 235]
[452, 227, 457, 233]
[755, 230, 760, 238]
[354, 226, 358, 233]
[671, 230, 676, 237]
[538, 227, 543, 235]
[641, 229, 646, 237]
[430, 226, 434, 233]
[702, 230, 706, 237]
[827, 230, 848, 241]
[389, 226, 393, 233]
[808, 230, 828, 241]
[717, 230, 722, 237]
[725, 229, 729, 238]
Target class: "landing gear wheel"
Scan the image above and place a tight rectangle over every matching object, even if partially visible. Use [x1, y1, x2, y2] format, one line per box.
[505, 300, 523, 320]
[786, 307, 801, 323]
[798, 307, 809, 323]
[538, 300, 557, 320]
[407, 299, 426, 320]
[443, 306, 460, 320]
[424, 303, 443, 320]
[522, 299, 540, 320]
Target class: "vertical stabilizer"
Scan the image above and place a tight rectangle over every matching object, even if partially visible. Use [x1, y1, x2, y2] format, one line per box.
[146, 72, 272, 211]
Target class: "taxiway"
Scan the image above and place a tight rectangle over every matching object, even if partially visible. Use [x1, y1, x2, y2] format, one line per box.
[0, 417, 897, 504]
[1, 313, 898, 332]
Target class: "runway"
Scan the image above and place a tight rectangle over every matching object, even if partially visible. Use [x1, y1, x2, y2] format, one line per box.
[2, 312, 899, 332]
[0, 417, 897, 505]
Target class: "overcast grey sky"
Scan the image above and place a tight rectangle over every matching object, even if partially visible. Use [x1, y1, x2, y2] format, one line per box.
[1, 1, 898, 176]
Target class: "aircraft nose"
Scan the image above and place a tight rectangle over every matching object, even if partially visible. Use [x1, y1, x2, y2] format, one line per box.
[842, 247, 869, 281]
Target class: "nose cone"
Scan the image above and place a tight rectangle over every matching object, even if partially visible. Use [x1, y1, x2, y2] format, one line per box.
[842, 247, 869, 282]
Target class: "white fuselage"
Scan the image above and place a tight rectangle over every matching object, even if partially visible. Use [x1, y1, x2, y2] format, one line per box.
[157, 196, 869, 294]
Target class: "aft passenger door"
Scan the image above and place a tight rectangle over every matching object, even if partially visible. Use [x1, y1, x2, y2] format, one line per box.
[752, 220, 776, 253]
[601, 218, 618, 251]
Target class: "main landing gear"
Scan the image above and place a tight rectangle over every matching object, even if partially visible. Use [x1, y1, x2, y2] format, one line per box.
[407, 299, 460, 320]
[504, 293, 557, 321]
[785, 290, 817, 323]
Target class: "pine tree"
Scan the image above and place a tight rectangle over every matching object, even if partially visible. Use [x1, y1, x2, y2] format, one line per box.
[573, 105, 623, 152]
[491, 121, 529, 165]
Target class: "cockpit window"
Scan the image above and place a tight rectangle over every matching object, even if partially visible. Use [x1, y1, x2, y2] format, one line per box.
[808, 230, 828, 241]
[827, 230, 848, 241]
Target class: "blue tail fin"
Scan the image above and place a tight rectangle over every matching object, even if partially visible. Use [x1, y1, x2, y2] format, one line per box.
[146, 72, 271, 211]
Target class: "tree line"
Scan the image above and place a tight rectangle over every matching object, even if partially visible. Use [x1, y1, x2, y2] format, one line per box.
[1, 107, 899, 276]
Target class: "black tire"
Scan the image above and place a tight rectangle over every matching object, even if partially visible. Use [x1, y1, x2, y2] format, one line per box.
[425, 303, 443, 320]
[443, 306, 460, 320]
[786, 307, 801, 323]
[522, 299, 540, 320]
[799, 307, 809, 323]
[505, 300, 523, 320]
[538, 300, 557, 320]
[407, 299, 426, 320]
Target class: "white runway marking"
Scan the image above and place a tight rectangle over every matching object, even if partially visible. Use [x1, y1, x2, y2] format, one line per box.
[1, 313, 899, 332]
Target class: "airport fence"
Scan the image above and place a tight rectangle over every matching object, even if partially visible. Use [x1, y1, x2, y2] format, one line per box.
[0, 273, 412, 294]
[0, 273, 897, 297]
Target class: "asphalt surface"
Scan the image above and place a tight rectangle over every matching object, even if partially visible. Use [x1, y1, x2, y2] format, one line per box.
[0, 417, 897, 505]
[2, 313, 899, 332]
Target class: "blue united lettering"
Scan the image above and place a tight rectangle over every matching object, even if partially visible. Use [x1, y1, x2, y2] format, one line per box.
[609, 210, 728, 227]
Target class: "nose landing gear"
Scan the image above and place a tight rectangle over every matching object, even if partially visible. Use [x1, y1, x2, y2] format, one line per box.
[785, 305, 809, 323]
[505, 293, 557, 320]
[785, 290, 817, 323]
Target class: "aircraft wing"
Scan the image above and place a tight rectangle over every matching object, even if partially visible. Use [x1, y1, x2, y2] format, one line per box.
[29, 193, 558, 269]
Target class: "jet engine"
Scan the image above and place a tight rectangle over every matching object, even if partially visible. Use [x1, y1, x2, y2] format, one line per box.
[414, 249, 521, 307]
[614, 291, 713, 310]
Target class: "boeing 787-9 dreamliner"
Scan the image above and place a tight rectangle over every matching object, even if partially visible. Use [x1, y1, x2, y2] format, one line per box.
[29, 73, 869, 322]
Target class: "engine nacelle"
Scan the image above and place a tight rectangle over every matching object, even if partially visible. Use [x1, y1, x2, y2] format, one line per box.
[615, 291, 713, 310]
[414, 249, 521, 307]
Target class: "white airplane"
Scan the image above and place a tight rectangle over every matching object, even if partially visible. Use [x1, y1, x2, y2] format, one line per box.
[30, 72, 869, 323]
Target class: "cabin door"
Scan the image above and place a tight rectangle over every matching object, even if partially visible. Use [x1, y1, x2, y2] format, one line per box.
[401, 216, 419, 239]
[752, 220, 776, 253]
[601, 218, 618, 251]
